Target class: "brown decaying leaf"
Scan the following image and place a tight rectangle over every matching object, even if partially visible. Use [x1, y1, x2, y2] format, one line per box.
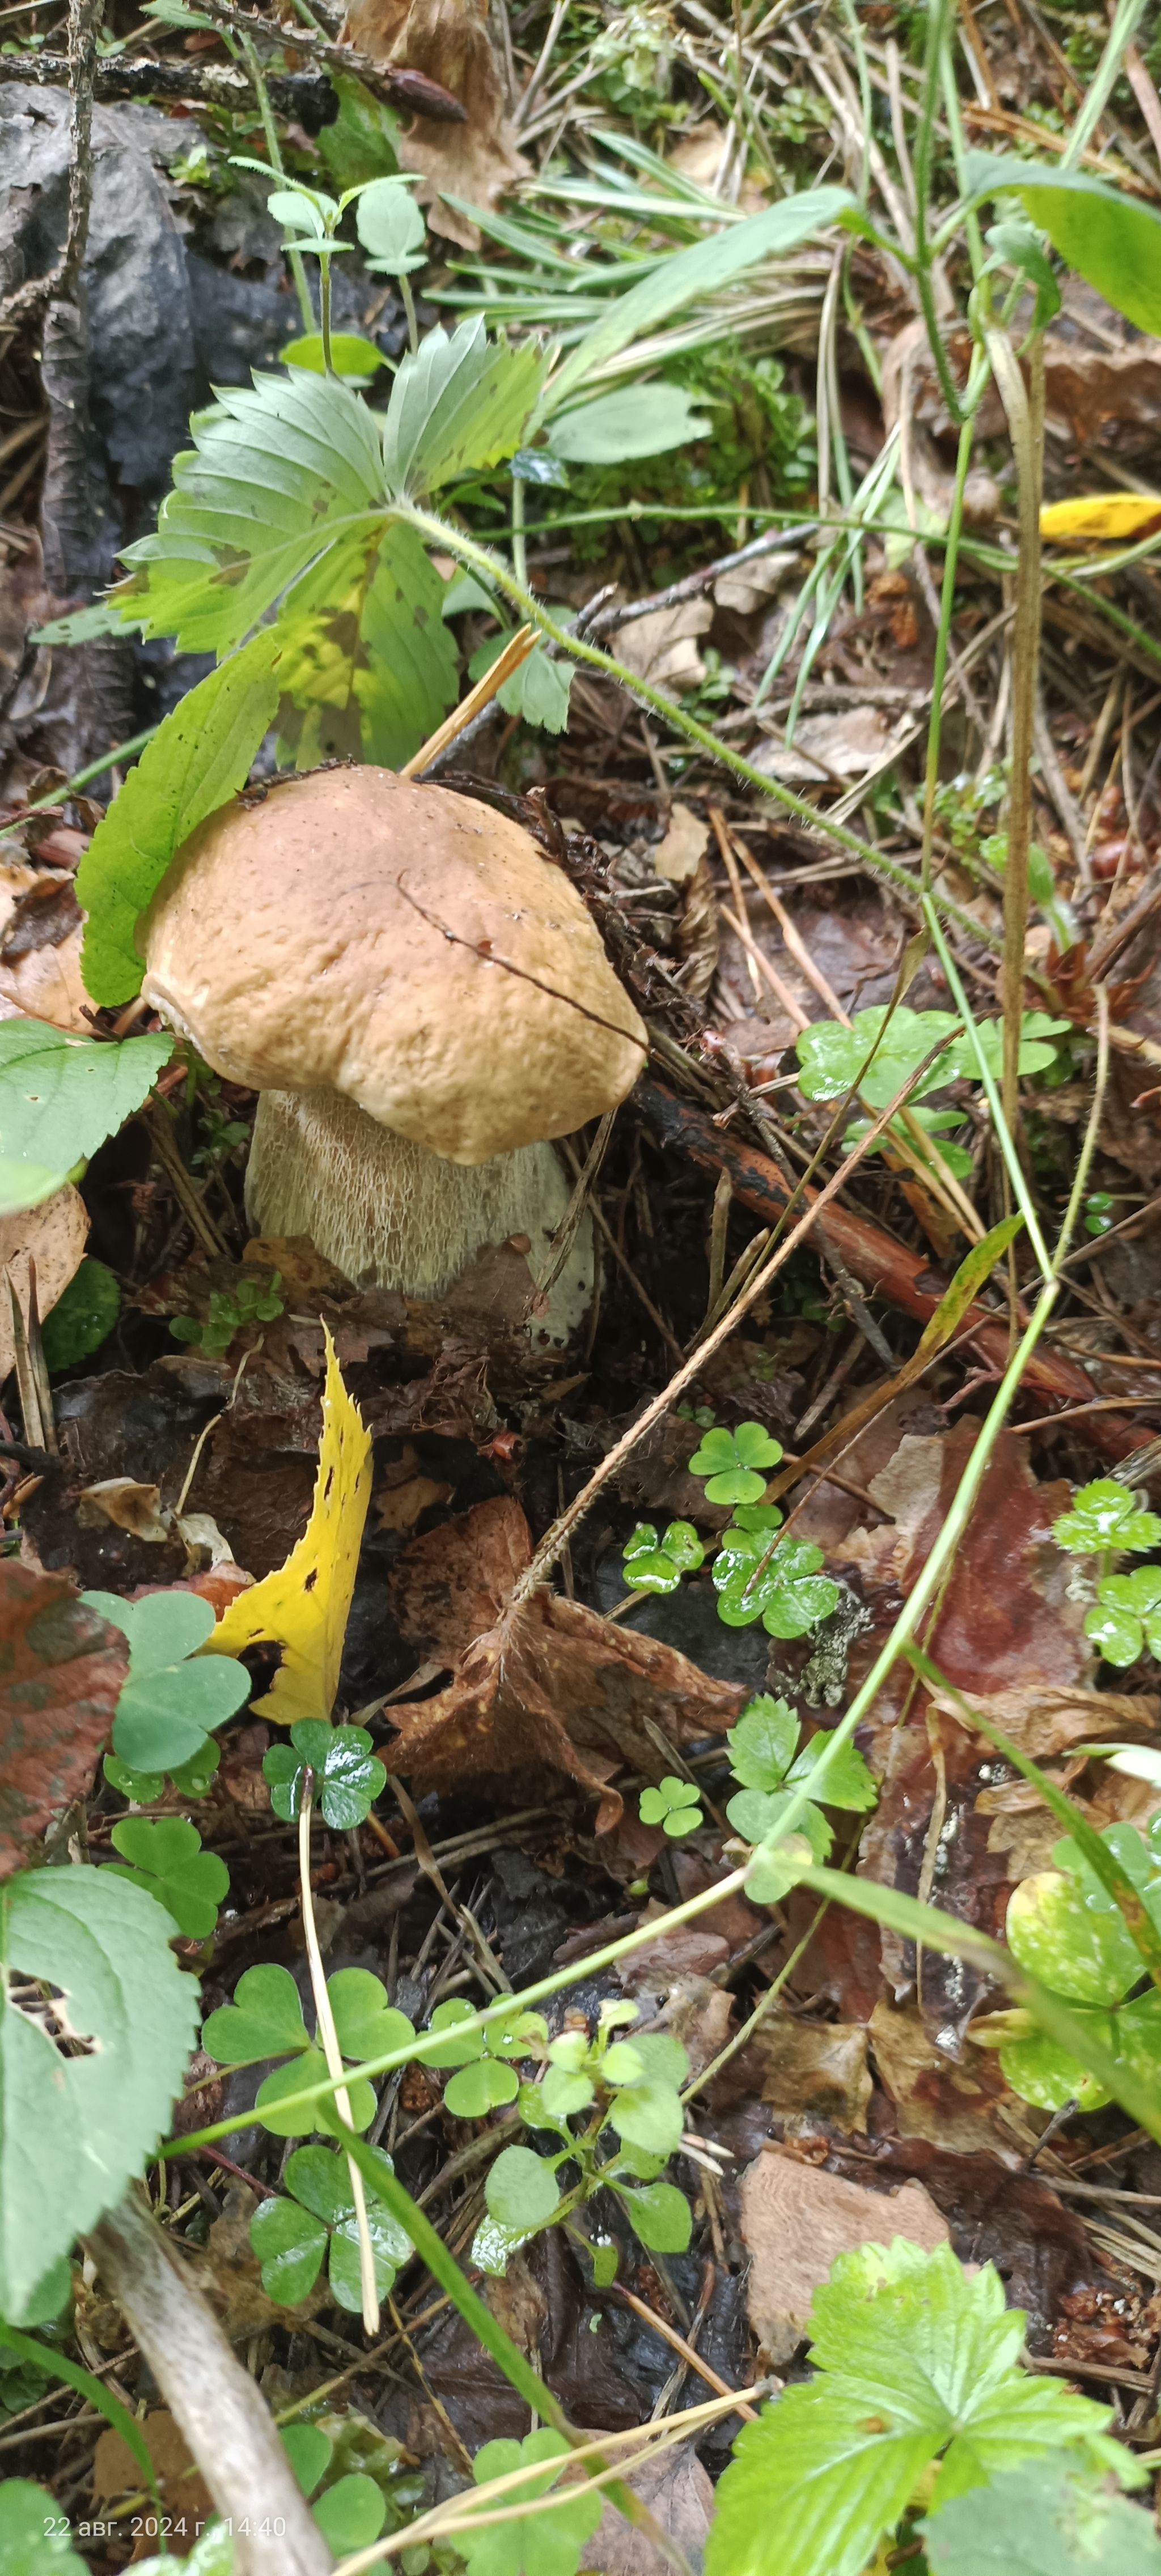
[92, 2411, 215, 2548]
[341, 0, 527, 246]
[579, 2441, 715, 2576]
[387, 1497, 744, 1827]
[0, 1181, 89, 1380]
[752, 2016, 873, 2136]
[739, 2145, 950, 2362]
[0, 1562, 126, 1880]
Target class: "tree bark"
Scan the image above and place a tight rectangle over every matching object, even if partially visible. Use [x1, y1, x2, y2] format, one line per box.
[89, 2192, 333, 2576]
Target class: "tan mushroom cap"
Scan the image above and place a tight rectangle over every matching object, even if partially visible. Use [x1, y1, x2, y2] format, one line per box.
[140, 766, 647, 1164]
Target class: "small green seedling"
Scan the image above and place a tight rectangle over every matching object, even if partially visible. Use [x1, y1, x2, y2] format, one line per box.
[622, 1519, 705, 1594]
[250, 2143, 410, 2313]
[263, 1721, 386, 1829]
[971, 1814, 1161, 2110]
[82, 1588, 250, 1777]
[723, 1695, 875, 1901]
[473, 2003, 692, 2278]
[795, 1005, 1070, 1180]
[638, 1776, 703, 1837]
[171, 1270, 283, 1357]
[1052, 1477, 1161, 1667]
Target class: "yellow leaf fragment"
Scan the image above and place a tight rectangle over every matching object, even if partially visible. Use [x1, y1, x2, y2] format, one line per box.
[201, 1324, 371, 1722]
[1040, 493, 1161, 543]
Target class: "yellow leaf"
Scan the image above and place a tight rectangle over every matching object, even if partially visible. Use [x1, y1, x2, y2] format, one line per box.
[1040, 493, 1161, 543]
[201, 1324, 371, 1722]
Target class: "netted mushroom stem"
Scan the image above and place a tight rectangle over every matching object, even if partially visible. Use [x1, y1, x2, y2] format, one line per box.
[246, 1087, 594, 1324]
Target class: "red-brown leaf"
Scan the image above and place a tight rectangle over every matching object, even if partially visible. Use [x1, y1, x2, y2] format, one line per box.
[0, 1562, 127, 1878]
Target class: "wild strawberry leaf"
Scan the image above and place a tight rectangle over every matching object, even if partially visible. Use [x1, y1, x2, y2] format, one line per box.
[0, 1022, 173, 1209]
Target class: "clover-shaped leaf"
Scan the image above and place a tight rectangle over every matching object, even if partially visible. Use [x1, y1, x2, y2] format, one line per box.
[249, 2141, 410, 2311]
[83, 1587, 251, 1776]
[713, 1534, 839, 1637]
[484, 2008, 549, 2060]
[638, 1776, 704, 1837]
[201, 1961, 311, 2064]
[103, 1738, 221, 1806]
[262, 1720, 386, 1829]
[106, 1817, 228, 1940]
[622, 1519, 705, 1595]
[1086, 1567, 1161, 1665]
[1053, 1477, 1161, 1556]
[282, 2426, 387, 2555]
[444, 2058, 519, 2118]
[688, 1420, 783, 1504]
[459, 2430, 604, 2576]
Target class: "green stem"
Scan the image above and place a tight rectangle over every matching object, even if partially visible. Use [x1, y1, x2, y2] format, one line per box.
[511, 476, 528, 590]
[319, 252, 334, 376]
[984, 325, 1044, 1150]
[239, 31, 314, 335]
[920, 392, 985, 893]
[1059, 0, 1147, 166]
[330, 2120, 694, 2573]
[910, 0, 966, 429]
[399, 271, 419, 356]
[395, 501, 1006, 961]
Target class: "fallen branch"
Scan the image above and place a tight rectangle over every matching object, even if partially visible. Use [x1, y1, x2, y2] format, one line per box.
[0, 50, 338, 123]
[89, 2191, 333, 2576]
[637, 1078, 1143, 1463]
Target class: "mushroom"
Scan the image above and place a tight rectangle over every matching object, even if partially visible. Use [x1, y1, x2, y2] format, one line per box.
[140, 767, 647, 1334]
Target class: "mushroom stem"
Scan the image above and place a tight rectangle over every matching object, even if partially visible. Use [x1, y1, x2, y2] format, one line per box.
[245, 1089, 591, 1315]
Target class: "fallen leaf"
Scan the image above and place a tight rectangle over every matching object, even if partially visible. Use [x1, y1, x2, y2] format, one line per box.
[714, 551, 799, 615]
[739, 2145, 950, 2362]
[0, 923, 91, 1032]
[204, 1325, 371, 1722]
[676, 849, 719, 1002]
[342, 0, 528, 248]
[1040, 493, 1161, 543]
[0, 1183, 89, 1378]
[0, 1562, 126, 1878]
[652, 804, 708, 885]
[92, 2410, 215, 2548]
[77, 1478, 170, 1542]
[579, 2441, 715, 2574]
[390, 1493, 531, 1659]
[753, 705, 914, 784]
[613, 600, 713, 691]
[387, 1521, 745, 1829]
[752, 2017, 873, 2135]
[375, 1473, 456, 1532]
[867, 2001, 1014, 2157]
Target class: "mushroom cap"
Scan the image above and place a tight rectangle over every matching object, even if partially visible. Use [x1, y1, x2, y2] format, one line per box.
[140, 766, 647, 1164]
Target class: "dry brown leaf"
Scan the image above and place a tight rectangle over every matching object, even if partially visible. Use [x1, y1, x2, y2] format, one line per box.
[77, 1477, 170, 1541]
[92, 2411, 215, 2552]
[754, 2017, 872, 2135]
[739, 2145, 950, 2362]
[0, 921, 91, 1030]
[930, 1679, 1161, 1762]
[580, 2441, 715, 2575]
[341, 0, 527, 246]
[652, 804, 707, 884]
[676, 850, 719, 1002]
[0, 1181, 88, 1379]
[387, 1497, 744, 1826]
[868, 2001, 1015, 2157]
[753, 705, 914, 784]
[0, 1562, 126, 1878]
[613, 600, 713, 691]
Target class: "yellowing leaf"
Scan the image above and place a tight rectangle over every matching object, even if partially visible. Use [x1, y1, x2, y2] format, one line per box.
[1040, 494, 1161, 544]
[202, 1326, 371, 1722]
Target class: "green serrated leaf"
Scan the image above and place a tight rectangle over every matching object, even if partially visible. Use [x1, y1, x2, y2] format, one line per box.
[546, 383, 710, 463]
[923, 2450, 1161, 2575]
[706, 2242, 1115, 2576]
[75, 632, 285, 1005]
[0, 1020, 172, 1183]
[0, 1868, 201, 2320]
[382, 316, 545, 496]
[965, 152, 1161, 339]
[727, 1695, 800, 1791]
